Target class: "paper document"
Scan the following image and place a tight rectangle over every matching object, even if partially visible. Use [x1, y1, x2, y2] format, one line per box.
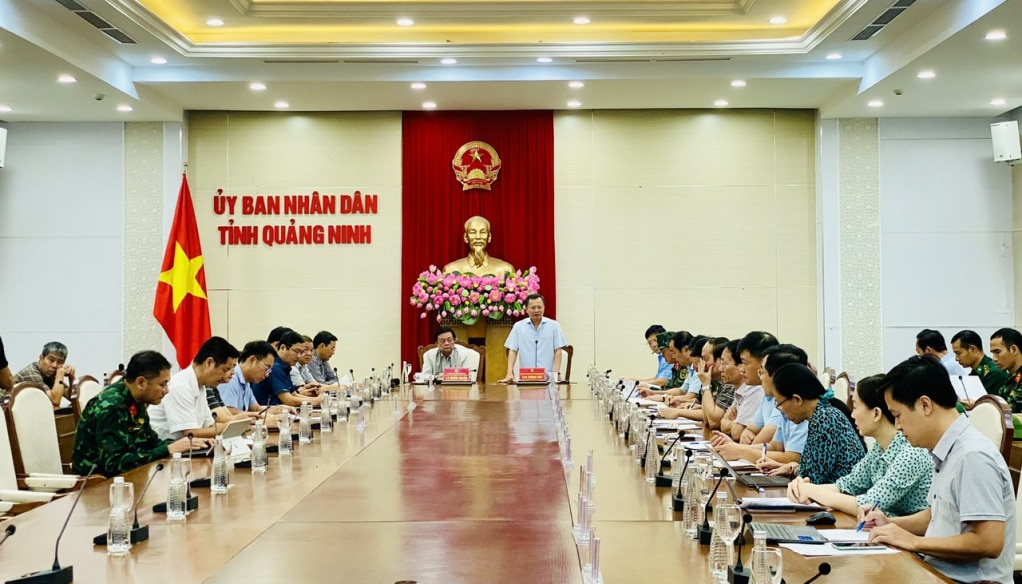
[780, 542, 899, 557]
[820, 529, 869, 543]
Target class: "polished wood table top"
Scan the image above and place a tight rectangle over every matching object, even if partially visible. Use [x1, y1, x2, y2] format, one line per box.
[0, 384, 950, 583]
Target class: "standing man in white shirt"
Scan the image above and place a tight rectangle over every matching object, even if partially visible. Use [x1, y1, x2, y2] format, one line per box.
[499, 294, 568, 383]
[149, 336, 240, 441]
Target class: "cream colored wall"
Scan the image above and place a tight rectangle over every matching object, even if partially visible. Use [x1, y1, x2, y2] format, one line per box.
[554, 110, 818, 379]
[188, 111, 402, 372]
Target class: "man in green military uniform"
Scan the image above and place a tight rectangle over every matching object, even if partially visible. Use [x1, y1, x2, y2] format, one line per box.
[72, 350, 211, 477]
[951, 330, 1009, 394]
[989, 328, 1022, 439]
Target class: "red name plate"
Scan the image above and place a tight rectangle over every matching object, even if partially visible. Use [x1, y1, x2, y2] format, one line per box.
[443, 368, 471, 382]
[519, 368, 547, 382]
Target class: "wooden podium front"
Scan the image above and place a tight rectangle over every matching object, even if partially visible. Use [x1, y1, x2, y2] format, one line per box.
[442, 316, 514, 384]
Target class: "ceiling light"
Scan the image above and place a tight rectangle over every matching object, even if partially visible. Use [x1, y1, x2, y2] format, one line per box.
[250, 82, 266, 91]
[826, 52, 842, 60]
[714, 100, 729, 107]
[117, 105, 133, 112]
[537, 57, 553, 63]
[769, 16, 787, 25]
[569, 81, 585, 89]
[730, 80, 747, 88]
[867, 99, 883, 108]
[567, 100, 581, 108]
[423, 101, 437, 109]
[57, 74, 76, 84]
[986, 30, 1007, 41]
[150, 56, 167, 65]
[206, 18, 224, 26]
[0, 105, 11, 113]
[574, 17, 590, 24]
[274, 101, 289, 109]
[991, 98, 1007, 106]
[440, 58, 457, 65]
[917, 70, 936, 79]
[397, 18, 414, 26]
[411, 82, 427, 90]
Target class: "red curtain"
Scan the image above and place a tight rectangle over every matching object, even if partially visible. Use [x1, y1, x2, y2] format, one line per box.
[401, 111, 556, 371]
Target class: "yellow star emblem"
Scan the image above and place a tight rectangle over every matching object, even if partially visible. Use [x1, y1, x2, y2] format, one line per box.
[158, 243, 207, 311]
[470, 149, 482, 162]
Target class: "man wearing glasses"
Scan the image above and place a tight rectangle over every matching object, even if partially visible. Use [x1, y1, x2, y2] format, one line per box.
[253, 330, 324, 407]
[421, 327, 475, 381]
[217, 341, 293, 421]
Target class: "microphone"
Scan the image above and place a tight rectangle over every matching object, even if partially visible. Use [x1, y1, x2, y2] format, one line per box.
[0, 524, 15, 547]
[654, 432, 691, 487]
[534, 340, 539, 377]
[9, 464, 95, 584]
[155, 434, 202, 512]
[803, 563, 831, 584]
[727, 513, 754, 584]
[699, 467, 732, 545]
[93, 463, 165, 545]
[956, 376, 972, 416]
[672, 448, 694, 511]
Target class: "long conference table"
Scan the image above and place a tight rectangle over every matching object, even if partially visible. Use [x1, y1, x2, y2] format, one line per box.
[0, 384, 951, 583]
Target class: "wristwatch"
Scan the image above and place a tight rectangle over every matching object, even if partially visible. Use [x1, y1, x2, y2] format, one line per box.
[789, 462, 800, 476]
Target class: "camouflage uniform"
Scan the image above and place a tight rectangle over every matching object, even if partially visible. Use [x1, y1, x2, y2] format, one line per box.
[71, 380, 171, 477]
[973, 355, 1009, 394]
[995, 368, 1022, 439]
[665, 363, 688, 389]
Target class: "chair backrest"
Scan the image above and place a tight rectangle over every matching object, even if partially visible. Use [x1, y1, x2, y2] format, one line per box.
[0, 402, 20, 490]
[816, 367, 835, 389]
[563, 345, 574, 382]
[833, 372, 854, 408]
[417, 341, 485, 381]
[969, 394, 1012, 465]
[6, 383, 64, 475]
[74, 376, 104, 420]
[104, 364, 125, 387]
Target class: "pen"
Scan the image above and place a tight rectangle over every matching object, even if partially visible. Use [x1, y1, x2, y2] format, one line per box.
[856, 500, 880, 532]
[760, 443, 767, 463]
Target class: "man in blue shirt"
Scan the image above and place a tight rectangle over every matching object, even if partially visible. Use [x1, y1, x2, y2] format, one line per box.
[499, 294, 568, 383]
[915, 329, 967, 376]
[253, 330, 323, 407]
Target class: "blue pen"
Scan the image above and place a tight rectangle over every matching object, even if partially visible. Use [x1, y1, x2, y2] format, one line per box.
[856, 500, 880, 532]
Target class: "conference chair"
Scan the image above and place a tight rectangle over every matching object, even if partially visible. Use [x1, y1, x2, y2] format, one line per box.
[968, 394, 1013, 465]
[417, 340, 486, 382]
[0, 401, 55, 508]
[5, 384, 73, 476]
[816, 367, 835, 390]
[72, 375, 103, 421]
[833, 372, 854, 409]
[104, 364, 125, 386]
[1015, 474, 1022, 570]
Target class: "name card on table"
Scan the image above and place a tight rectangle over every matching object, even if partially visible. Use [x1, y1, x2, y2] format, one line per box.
[443, 368, 471, 382]
[519, 368, 547, 382]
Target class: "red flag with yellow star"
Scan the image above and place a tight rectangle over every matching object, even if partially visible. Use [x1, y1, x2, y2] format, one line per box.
[154, 173, 210, 368]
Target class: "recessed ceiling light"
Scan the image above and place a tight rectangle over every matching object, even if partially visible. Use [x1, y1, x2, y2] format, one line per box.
[150, 56, 167, 65]
[397, 18, 414, 26]
[206, 18, 224, 27]
[714, 99, 729, 107]
[250, 82, 266, 91]
[117, 105, 133, 112]
[574, 16, 590, 25]
[537, 57, 553, 63]
[0, 105, 11, 113]
[57, 74, 76, 84]
[423, 101, 437, 109]
[917, 70, 936, 79]
[441, 58, 457, 65]
[730, 80, 747, 88]
[991, 98, 1007, 106]
[569, 81, 585, 89]
[411, 82, 427, 90]
[986, 30, 1007, 41]
[867, 99, 884, 108]
[769, 16, 787, 25]
[826, 52, 842, 60]
[274, 101, 289, 109]
[567, 100, 582, 108]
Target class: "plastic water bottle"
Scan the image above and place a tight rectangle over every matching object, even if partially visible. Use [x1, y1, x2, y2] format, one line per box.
[319, 397, 334, 433]
[683, 464, 701, 538]
[251, 420, 268, 473]
[336, 396, 349, 422]
[298, 401, 313, 444]
[751, 530, 769, 584]
[167, 452, 188, 520]
[671, 453, 685, 498]
[710, 492, 729, 581]
[644, 428, 660, 483]
[278, 413, 293, 456]
[211, 435, 229, 494]
[107, 477, 133, 555]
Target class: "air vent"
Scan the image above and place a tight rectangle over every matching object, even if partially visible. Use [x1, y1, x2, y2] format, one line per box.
[574, 57, 730, 63]
[263, 59, 342, 64]
[343, 59, 419, 64]
[54, 0, 138, 45]
[851, 0, 916, 41]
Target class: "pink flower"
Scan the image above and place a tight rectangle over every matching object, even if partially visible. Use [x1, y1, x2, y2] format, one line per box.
[504, 293, 516, 303]
[471, 309, 478, 317]
[437, 315, 442, 322]
[469, 292, 480, 303]
[420, 313, 427, 319]
[429, 264, 437, 272]
[442, 311, 448, 317]
[482, 309, 490, 316]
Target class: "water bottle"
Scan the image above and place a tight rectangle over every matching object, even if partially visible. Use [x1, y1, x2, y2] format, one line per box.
[357, 403, 369, 432]
[348, 392, 360, 415]
[298, 401, 313, 444]
[167, 452, 188, 520]
[278, 413, 293, 456]
[319, 396, 334, 433]
[329, 392, 340, 418]
[683, 464, 701, 538]
[644, 427, 660, 483]
[107, 477, 133, 555]
[671, 452, 685, 498]
[337, 395, 349, 422]
[710, 492, 729, 581]
[251, 420, 268, 473]
[750, 530, 769, 584]
[211, 435, 229, 494]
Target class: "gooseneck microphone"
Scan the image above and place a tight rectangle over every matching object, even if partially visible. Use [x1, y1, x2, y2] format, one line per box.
[699, 467, 732, 545]
[654, 432, 689, 487]
[10, 463, 96, 584]
[0, 524, 15, 547]
[94, 463, 165, 546]
[803, 563, 831, 584]
[673, 448, 695, 511]
[727, 513, 754, 584]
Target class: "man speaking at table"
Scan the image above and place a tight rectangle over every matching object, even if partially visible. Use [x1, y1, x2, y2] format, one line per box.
[499, 293, 568, 384]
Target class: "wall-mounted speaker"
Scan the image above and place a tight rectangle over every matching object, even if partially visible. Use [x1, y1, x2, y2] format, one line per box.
[0, 127, 6, 168]
[990, 121, 1021, 163]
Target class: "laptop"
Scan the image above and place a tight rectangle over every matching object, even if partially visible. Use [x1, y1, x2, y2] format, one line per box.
[748, 522, 826, 544]
[711, 447, 791, 488]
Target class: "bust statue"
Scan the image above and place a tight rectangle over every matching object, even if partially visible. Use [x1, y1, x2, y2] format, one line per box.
[443, 216, 515, 276]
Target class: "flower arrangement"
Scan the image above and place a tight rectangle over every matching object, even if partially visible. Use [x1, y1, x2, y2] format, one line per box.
[410, 265, 540, 325]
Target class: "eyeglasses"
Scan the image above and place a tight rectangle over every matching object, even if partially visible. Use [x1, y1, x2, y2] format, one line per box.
[261, 362, 272, 374]
[774, 397, 790, 410]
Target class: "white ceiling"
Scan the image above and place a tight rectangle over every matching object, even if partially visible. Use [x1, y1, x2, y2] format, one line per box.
[0, 0, 1018, 122]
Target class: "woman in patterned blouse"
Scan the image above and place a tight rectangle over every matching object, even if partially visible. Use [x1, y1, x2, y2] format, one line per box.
[762, 363, 866, 484]
[785, 375, 934, 517]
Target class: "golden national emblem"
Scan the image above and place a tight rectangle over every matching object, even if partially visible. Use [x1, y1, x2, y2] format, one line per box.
[452, 141, 501, 191]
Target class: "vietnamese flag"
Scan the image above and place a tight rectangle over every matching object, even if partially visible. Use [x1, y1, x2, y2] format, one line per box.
[154, 173, 211, 368]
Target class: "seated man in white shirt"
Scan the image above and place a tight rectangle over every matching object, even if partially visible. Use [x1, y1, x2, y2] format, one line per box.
[421, 327, 476, 381]
[718, 338, 763, 440]
[148, 336, 240, 441]
[915, 328, 967, 376]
